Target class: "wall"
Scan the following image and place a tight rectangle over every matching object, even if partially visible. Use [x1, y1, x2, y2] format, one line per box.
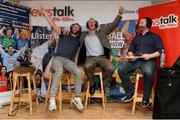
[151, 0, 175, 5]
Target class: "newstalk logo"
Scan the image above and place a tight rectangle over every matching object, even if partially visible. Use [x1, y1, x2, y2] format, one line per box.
[152, 14, 178, 29]
[31, 6, 75, 22]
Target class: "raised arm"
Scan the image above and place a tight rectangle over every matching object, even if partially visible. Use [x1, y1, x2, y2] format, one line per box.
[101, 6, 125, 35]
[40, 7, 61, 34]
[18, 45, 27, 55]
[0, 26, 5, 35]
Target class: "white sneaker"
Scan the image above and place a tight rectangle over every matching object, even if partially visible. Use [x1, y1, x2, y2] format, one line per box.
[71, 97, 84, 112]
[49, 97, 57, 111]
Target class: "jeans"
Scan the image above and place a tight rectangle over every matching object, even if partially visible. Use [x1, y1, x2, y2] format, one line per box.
[118, 60, 156, 101]
[50, 56, 81, 97]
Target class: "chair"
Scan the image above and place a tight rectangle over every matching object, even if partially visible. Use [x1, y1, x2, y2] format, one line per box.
[132, 68, 155, 115]
[45, 70, 72, 114]
[85, 67, 107, 110]
[9, 67, 39, 115]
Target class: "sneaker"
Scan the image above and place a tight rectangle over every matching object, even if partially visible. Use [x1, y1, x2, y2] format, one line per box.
[121, 94, 134, 103]
[71, 97, 84, 112]
[141, 99, 150, 108]
[49, 97, 57, 111]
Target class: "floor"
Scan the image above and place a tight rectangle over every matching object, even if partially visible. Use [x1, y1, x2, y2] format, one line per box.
[0, 101, 152, 119]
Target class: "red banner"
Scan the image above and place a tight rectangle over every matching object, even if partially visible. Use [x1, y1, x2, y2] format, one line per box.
[139, 0, 180, 67]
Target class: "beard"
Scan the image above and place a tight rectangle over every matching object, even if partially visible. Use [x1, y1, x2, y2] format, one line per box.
[71, 30, 78, 34]
[139, 26, 145, 32]
[70, 29, 81, 37]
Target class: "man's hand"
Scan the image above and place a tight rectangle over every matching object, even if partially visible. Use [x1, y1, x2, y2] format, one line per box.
[119, 6, 125, 14]
[0, 26, 5, 35]
[61, 28, 68, 35]
[126, 55, 136, 62]
[141, 54, 152, 60]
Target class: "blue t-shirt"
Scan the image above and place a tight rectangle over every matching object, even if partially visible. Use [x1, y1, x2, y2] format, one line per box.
[55, 34, 80, 61]
[17, 38, 30, 50]
[128, 31, 164, 57]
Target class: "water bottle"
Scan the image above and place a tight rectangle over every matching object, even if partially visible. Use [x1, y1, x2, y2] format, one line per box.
[160, 49, 165, 68]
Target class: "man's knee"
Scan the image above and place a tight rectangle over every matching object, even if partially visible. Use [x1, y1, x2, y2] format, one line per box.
[143, 69, 154, 78]
[73, 68, 81, 77]
[84, 62, 95, 71]
[104, 64, 115, 74]
[118, 66, 126, 75]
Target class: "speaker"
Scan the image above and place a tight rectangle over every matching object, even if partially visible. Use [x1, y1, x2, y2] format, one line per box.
[153, 64, 180, 119]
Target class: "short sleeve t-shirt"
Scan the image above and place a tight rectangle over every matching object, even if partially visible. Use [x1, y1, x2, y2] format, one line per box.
[55, 34, 80, 61]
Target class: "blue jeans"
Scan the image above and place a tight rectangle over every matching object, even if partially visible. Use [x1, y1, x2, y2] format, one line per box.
[118, 60, 156, 101]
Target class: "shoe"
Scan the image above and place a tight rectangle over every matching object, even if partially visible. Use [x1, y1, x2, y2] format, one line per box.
[49, 97, 57, 111]
[71, 97, 84, 112]
[89, 83, 96, 95]
[141, 99, 150, 108]
[121, 94, 134, 103]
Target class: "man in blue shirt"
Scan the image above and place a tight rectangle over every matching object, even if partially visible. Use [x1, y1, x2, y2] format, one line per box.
[118, 17, 163, 107]
[0, 45, 26, 72]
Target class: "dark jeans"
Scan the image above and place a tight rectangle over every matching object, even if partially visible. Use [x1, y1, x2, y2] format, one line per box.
[118, 60, 156, 101]
[84, 56, 115, 85]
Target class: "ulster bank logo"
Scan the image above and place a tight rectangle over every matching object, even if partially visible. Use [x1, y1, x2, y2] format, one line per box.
[152, 14, 178, 29]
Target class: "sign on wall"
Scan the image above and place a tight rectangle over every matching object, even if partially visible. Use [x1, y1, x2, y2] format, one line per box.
[139, 1, 180, 67]
[0, 2, 30, 30]
[20, 1, 150, 26]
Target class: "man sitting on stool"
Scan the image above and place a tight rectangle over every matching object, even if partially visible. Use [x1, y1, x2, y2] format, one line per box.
[78, 6, 125, 95]
[41, 8, 84, 112]
[118, 17, 163, 107]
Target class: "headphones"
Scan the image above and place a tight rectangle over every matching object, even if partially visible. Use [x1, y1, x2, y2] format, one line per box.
[143, 17, 152, 29]
[70, 23, 82, 37]
[86, 18, 98, 29]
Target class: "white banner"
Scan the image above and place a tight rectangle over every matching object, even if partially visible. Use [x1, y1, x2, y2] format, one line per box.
[20, 1, 151, 26]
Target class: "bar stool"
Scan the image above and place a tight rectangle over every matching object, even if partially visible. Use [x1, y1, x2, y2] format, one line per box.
[9, 66, 39, 115]
[132, 68, 155, 115]
[45, 70, 72, 114]
[85, 67, 107, 110]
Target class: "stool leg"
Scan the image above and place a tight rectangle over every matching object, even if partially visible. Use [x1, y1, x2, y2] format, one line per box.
[67, 74, 72, 99]
[132, 74, 140, 115]
[58, 81, 62, 114]
[151, 89, 155, 108]
[85, 81, 90, 109]
[19, 76, 23, 109]
[99, 72, 105, 110]
[32, 74, 39, 106]
[9, 74, 18, 115]
[45, 75, 52, 110]
[27, 74, 33, 115]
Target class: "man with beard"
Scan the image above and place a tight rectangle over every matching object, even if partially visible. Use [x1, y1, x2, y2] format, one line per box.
[41, 8, 84, 112]
[118, 17, 163, 107]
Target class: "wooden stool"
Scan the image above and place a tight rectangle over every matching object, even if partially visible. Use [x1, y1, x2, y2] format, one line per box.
[45, 71, 72, 114]
[9, 67, 39, 115]
[85, 67, 107, 110]
[132, 69, 155, 115]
